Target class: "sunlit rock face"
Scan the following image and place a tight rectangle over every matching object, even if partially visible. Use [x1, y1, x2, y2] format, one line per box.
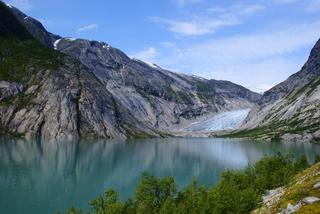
[241, 39, 320, 143]
[0, 2, 261, 140]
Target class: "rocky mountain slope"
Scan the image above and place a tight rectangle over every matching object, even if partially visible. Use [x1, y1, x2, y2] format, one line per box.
[253, 162, 320, 213]
[233, 39, 320, 143]
[0, 2, 261, 140]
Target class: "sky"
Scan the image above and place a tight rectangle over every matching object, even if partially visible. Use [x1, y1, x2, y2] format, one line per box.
[3, 0, 320, 92]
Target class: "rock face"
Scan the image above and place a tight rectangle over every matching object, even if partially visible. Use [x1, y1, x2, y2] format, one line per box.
[302, 197, 320, 204]
[0, 2, 261, 140]
[9, 4, 60, 48]
[0, 81, 23, 101]
[53, 38, 260, 132]
[239, 39, 320, 143]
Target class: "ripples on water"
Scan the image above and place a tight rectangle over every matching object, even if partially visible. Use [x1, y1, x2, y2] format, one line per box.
[0, 137, 319, 213]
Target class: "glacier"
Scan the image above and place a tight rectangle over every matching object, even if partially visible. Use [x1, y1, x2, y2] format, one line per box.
[186, 109, 251, 132]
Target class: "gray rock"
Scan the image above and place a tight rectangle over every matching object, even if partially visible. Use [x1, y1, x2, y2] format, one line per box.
[52, 38, 260, 134]
[313, 182, 320, 189]
[0, 2, 262, 140]
[302, 196, 320, 204]
[9, 5, 60, 48]
[0, 81, 23, 101]
[284, 202, 302, 214]
[240, 39, 320, 143]
[262, 187, 285, 208]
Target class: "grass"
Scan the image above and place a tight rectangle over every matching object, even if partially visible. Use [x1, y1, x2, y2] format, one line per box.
[277, 163, 320, 213]
[224, 115, 320, 142]
[0, 38, 66, 109]
[254, 162, 320, 214]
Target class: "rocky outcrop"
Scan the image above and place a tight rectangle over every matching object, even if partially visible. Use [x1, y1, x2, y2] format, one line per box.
[8, 4, 60, 48]
[0, 81, 23, 101]
[253, 162, 320, 214]
[0, 2, 261, 140]
[238, 39, 320, 143]
[53, 38, 260, 132]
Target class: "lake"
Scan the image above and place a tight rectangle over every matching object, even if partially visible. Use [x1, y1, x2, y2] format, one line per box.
[0, 137, 319, 214]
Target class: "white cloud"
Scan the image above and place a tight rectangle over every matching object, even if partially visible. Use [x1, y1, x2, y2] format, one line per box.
[131, 47, 159, 62]
[152, 16, 239, 36]
[153, 4, 264, 36]
[239, 4, 265, 15]
[175, 0, 203, 7]
[149, 21, 320, 92]
[207, 6, 226, 13]
[76, 24, 99, 33]
[272, 0, 300, 3]
[306, 0, 320, 12]
[8, 0, 32, 11]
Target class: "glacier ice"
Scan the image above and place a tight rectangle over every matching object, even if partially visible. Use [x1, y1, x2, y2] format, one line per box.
[187, 109, 250, 132]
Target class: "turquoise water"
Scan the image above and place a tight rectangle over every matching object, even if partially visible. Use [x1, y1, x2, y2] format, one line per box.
[0, 137, 320, 214]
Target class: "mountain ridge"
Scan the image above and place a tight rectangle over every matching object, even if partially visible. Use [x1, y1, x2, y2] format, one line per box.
[0, 1, 261, 140]
[229, 38, 320, 143]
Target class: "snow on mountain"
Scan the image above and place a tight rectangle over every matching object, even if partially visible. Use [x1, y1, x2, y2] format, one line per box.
[53, 38, 61, 50]
[187, 109, 251, 132]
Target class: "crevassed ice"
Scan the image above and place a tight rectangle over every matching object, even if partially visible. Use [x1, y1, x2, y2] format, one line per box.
[187, 109, 251, 132]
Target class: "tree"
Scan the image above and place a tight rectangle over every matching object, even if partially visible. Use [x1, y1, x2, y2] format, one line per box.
[89, 189, 124, 214]
[294, 154, 309, 172]
[175, 181, 208, 214]
[135, 173, 176, 214]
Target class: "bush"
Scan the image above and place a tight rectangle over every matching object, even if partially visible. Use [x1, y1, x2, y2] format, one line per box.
[66, 154, 311, 214]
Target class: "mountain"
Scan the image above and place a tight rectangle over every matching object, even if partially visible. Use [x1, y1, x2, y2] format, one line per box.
[233, 39, 320, 143]
[0, 2, 261, 140]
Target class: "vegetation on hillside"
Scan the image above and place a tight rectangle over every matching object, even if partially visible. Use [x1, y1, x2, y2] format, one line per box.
[62, 154, 317, 214]
[0, 1, 64, 83]
[254, 158, 320, 213]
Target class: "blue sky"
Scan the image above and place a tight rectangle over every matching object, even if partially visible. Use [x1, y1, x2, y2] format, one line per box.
[4, 0, 320, 92]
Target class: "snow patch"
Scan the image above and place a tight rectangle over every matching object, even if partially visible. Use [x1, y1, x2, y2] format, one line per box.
[187, 109, 251, 132]
[132, 58, 160, 69]
[103, 44, 111, 50]
[65, 37, 77, 41]
[144, 61, 159, 69]
[53, 39, 62, 50]
[6, 3, 12, 8]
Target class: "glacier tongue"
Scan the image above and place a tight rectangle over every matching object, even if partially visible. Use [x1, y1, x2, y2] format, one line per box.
[187, 109, 250, 132]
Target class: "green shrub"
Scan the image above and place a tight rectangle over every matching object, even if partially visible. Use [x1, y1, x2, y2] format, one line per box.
[65, 154, 311, 214]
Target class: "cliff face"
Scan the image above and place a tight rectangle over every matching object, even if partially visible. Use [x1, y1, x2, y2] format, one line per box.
[0, 2, 261, 140]
[0, 2, 157, 140]
[53, 38, 260, 132]
[239, 39, 320, 142]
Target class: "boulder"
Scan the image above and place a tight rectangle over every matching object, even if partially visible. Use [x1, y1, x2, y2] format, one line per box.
[302, 196, 320, 204]
[284, 202, 301, 214]
[313, 182, 320, 189]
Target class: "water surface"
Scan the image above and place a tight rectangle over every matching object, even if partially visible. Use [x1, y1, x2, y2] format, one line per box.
[0, 137, 319, 214]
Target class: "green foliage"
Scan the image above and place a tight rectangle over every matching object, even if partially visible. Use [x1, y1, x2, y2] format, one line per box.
[90, 190, 124, 214]
[135, 173, 176, 214]
[163, 85, 194, 104]
[0, 38, 63, 83]
[196, 81, 214, 101]
[175, 181, 208, 214]
[253, 154, 296, 192]
[66, 155, 311, 214]
[196, 82, 212, 92]
[294, 154, 309, 172]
